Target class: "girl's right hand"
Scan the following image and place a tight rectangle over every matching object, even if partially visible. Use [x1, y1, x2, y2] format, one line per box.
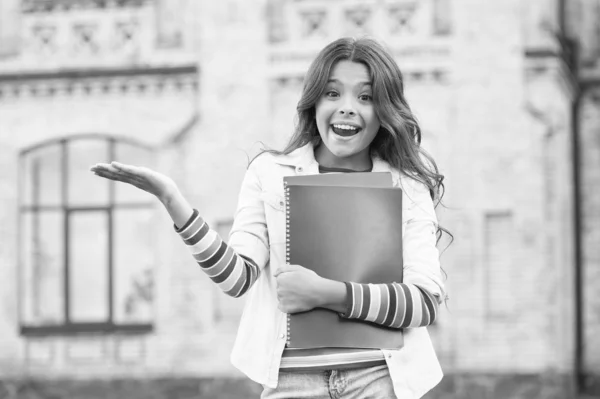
[90, 162, 178, 204]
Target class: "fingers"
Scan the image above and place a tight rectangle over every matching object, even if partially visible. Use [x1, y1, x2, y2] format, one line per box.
[92, 168, 132, 183]
[90, 162, 141, 175]
[90, 162, 145, 182]
[278, 303, 296, 314]
[274, 264, 304, 277]
[90, 165, 145, 189]
[89, 162, 112, 173]
[111, 161, 142, 174]
[277, 302, 290, 314]
[90, 163, 124, 178]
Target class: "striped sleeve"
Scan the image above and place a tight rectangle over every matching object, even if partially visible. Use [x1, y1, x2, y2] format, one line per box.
[174, 209, 260, 298]
[340, 282, 438, 328]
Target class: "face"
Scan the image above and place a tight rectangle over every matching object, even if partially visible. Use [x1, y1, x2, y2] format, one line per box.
[314, 60, 381, 170]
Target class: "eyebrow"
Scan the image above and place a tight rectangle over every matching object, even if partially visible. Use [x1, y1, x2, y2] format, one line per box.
[327, 78, 372, 87]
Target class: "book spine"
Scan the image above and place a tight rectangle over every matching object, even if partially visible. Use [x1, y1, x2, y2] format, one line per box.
[284, 180, 291, 347]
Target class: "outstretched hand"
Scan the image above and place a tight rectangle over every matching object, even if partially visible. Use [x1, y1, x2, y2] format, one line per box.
[90, 162, 178, 204]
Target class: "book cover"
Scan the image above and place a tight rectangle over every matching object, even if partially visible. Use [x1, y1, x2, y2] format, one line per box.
[284, 180, 404, 349]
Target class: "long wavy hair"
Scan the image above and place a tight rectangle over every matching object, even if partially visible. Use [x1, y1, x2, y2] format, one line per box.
[259, 37, 451, 248]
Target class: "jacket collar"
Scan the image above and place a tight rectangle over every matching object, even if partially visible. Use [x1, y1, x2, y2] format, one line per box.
[272, 142, 401, 185]
[271, 142, 316, 168]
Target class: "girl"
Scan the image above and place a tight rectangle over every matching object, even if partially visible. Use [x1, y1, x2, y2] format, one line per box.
[91, 37, 447, 399]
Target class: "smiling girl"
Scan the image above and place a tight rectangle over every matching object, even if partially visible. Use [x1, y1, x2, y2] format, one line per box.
[91, 37, 447, 399]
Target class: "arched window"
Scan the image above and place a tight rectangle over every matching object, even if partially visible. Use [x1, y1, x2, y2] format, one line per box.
[19, 134, 156, 335]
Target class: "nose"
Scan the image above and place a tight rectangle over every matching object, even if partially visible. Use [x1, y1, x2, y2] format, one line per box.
[339, 108, 356, 116]
[338, 93, 356, 116]
[338, 96, 356, 116]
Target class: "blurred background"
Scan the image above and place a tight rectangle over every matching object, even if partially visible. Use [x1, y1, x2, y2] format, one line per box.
[0, 0, 599, 398]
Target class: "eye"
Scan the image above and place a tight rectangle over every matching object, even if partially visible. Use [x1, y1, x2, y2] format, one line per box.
[359, 94, 373, 102]
[324, 90, 339, 98]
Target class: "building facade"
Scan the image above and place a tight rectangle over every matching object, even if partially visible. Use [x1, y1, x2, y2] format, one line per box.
[0, 0, 598, 398]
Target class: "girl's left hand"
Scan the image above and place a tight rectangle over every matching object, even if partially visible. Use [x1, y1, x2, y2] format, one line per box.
[274, 264, 324, 314]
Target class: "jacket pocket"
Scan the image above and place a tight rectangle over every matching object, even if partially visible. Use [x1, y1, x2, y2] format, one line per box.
[260, 191, 286, 244]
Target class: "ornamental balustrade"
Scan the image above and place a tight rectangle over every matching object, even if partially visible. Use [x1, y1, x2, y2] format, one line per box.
[267, 0, 453, 82]
[3, 0, 189, 71]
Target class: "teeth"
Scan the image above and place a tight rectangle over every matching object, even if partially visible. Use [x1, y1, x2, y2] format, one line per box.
[333, 124, 358, 130]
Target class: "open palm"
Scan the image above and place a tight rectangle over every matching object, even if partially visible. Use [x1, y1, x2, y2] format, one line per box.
[90, 162, 177, 203]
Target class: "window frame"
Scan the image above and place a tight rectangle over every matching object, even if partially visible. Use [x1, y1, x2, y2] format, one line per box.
[18, 133, 157, 336]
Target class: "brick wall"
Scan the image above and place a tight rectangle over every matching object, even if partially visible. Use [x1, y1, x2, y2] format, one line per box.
[0, 0, 592, 398]
[444, 0, 574, 374]
[581, 87, 600, 390]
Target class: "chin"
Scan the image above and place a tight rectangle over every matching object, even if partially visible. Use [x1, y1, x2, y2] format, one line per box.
[328, 143, 360, 158]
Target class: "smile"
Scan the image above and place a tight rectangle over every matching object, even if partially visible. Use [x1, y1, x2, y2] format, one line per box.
[331, 124, 361, 137]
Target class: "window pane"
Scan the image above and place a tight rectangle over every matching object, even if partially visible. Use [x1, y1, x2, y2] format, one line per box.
[113, 208, 155, 324]
[22, 144, 63, 207]
[21, 211, 65, 325]
[68, 139, 109, 206]
[114, 143, 154, 204]
[68, 211, 109, 322]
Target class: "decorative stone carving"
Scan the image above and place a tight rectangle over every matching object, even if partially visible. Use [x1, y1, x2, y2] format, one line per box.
[267, 1, 451, 89]
[344, 6, 371, 36]
[72, 23, 100, 54]
[113, 19, 138, 51]
[30, 24, 58, 54]
[13, 0, 186, 69]
[300, 10, 327, 39]
[389, 2, 418, 35]
[22, 0, 151, 13]
[22, 11, 143, 58]
[0, 68, 198, 101]
[267, 0, 451, 49]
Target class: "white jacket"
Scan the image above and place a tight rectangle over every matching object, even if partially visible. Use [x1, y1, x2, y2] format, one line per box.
[227, 142, 446, 399]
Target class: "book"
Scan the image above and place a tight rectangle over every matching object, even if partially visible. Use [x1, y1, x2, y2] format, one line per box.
[283, 174, 404, 349]
[284, 172, 393, 188]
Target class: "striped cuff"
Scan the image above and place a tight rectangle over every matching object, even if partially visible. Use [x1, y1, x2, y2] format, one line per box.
[339, 282, 438, 329]
[172, 208, 260, 298]
[339, 282, 353, 317]
[174, 208, 200, 233]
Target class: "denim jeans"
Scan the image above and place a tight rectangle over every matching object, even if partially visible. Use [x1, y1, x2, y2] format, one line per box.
[260, 364, 396, 399]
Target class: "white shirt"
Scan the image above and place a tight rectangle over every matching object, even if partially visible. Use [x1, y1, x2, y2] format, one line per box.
[227, 142, 446, 399]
